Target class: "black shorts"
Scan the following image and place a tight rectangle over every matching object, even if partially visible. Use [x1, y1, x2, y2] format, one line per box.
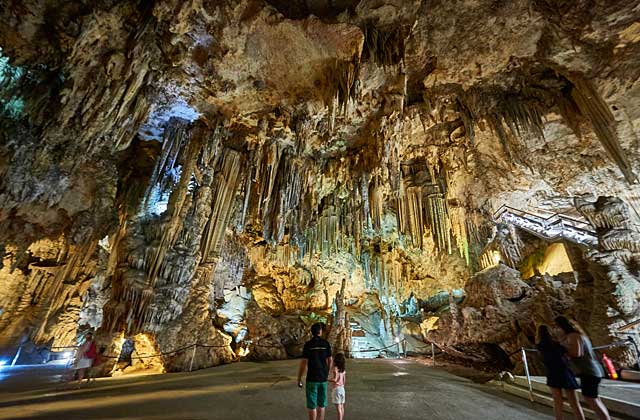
[580, 375, 601, 398]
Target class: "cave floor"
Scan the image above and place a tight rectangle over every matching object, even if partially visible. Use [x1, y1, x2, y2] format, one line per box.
[0, 358, 554, 420]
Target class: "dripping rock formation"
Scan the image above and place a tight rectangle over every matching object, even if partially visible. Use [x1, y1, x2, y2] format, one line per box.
[0, 0, 639, 376]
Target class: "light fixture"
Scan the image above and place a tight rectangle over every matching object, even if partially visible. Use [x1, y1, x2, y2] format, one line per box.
[394, 337, 400, 343]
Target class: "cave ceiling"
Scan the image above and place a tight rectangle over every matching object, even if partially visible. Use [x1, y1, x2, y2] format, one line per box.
[1, 0, 639, 279]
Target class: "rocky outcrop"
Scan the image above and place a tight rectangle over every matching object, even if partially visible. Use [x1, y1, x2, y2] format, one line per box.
[428, 264, 577, 370]
[575, 196, 640, 366]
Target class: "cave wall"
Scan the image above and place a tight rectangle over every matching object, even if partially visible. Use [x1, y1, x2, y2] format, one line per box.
[0, 0, 639, 371]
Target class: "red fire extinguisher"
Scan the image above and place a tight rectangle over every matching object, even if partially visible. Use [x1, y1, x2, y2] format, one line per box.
[602, 353, 618, 380]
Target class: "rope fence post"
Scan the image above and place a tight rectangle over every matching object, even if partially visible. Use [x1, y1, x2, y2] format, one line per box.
[521, 347, 534, 402]
[431, 343, 435, 366]
[11, 345, 22, 367]
[189, 343, 197, 372]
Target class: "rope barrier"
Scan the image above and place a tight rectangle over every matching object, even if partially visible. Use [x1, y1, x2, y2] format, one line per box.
[347, 342, 400, 353]
[49, 342, 228, 361]
[410, 342, 441, 351]
[507, 340, 631, 358]
[49, 338, 633, 363]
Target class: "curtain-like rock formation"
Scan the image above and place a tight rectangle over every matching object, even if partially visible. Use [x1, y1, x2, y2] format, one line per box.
[0, 0, 639, 373]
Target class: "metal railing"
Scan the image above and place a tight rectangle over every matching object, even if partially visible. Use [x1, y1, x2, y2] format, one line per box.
[515, 338, 637, 402]
[493, 204, 598, 247]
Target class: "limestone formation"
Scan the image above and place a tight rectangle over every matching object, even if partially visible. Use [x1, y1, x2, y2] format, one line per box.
[428, 264, 578, 371]
[0, 1, 639, 375]
[575, 196, 640, 366]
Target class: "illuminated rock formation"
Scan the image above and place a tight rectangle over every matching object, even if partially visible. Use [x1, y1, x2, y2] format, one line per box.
[575, 196, 640, 366]
[0, 1, 639, 373]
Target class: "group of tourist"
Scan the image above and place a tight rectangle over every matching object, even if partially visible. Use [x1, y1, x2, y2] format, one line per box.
[297, 317, 613, 420]
[537, 316, 611, 420]
[70, 317, 611, 420]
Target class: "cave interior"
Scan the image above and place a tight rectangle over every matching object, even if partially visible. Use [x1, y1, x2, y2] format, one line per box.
[0, 0, 639, 376]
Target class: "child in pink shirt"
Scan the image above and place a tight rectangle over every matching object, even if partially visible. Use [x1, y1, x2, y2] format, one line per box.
[329, 353, 347, 420]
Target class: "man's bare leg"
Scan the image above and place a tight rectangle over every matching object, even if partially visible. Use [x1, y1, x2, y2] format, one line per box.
[317, 407, 325, 420]
[307, 409, 317, 420]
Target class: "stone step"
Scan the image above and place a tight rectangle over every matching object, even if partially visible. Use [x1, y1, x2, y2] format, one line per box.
[501, 376, 640, 419]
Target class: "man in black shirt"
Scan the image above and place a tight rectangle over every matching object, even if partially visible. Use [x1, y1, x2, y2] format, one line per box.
[297, 322, 332, 420]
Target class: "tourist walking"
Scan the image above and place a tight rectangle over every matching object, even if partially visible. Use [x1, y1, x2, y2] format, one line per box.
[329, 352, 347, 420]
[555, 316, 611, 420]
[297, 323, 333, 420]
[536, 325, 585, 420]
[74, 331, 97, 387]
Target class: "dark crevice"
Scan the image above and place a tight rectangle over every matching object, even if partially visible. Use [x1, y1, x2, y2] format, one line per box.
[264, 0, 359, 20]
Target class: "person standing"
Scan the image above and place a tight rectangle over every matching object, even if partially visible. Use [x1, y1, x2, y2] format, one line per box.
[297, 323, 333, 420]
[536, 325, 585, 420]
[555, 316, 611, 420]
[74, 332, 97, 388]
[329, 352, 347, 420]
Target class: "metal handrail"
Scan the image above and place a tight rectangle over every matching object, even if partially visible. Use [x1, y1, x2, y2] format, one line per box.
[493, 204, 598, 246]
[494, 204, 594, 232]
[496, 203, 640, 231]
[618, 319, 640, 332]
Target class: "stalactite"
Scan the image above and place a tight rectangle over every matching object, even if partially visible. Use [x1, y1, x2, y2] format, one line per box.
[322, 57, 360, 120]
[569, 76, 637, 184]
[369, 181, 384, 231]
[361, 21, 408, 67]
[449, 206, 470, 265]
[201, 149, 243, 261]
[143, 120, 190, 208]
[396, 160, 455, 254]
[32, 239, 98, 342]
[145, 127, 204, 288]
[453, 85, 549, 165]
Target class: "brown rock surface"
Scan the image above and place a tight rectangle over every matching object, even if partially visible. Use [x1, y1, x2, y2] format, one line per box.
[0, 1, 639, 374]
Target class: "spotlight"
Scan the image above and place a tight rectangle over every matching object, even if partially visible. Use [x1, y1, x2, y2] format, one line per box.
[0, 360, 7, 367]
[394, 337, 400, 343]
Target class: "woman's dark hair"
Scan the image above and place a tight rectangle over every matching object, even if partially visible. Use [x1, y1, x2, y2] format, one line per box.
[537, 325, 553, 346]
[554, 316, 578, 334]
[334, 352, 346, 373]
